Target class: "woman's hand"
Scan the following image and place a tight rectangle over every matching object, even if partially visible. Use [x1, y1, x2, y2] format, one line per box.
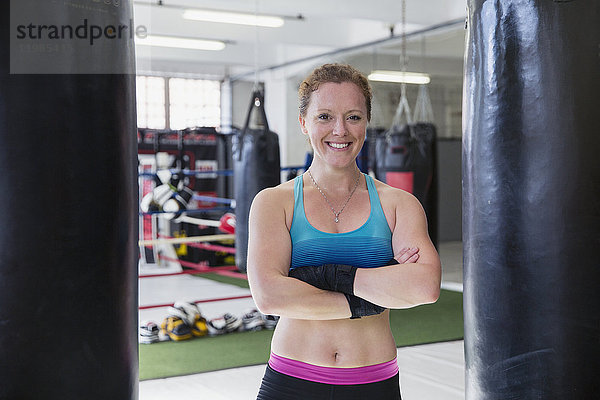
[394, 247, 420, 264]
[353, 187, 441, 309]
[247, 187, 352, 320]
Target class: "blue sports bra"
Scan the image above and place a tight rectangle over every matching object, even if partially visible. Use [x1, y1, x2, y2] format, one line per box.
[290, 173, 393, 269]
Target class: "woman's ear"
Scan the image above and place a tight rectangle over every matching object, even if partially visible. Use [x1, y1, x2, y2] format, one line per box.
[299, 114, 308, 135]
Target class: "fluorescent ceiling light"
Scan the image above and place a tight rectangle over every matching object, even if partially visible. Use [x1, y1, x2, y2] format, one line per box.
[135, 35, 226, 51]
[368, 70, 431, 85]
[183, 9, 284, 28]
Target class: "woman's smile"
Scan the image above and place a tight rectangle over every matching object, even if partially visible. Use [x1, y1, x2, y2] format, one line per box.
[326, 141, 351, 150]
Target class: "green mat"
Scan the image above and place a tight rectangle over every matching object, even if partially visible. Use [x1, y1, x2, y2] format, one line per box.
[139, 274, 463, 381]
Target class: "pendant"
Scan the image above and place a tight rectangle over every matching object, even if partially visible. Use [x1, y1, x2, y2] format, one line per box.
[334, 216, 339, 223]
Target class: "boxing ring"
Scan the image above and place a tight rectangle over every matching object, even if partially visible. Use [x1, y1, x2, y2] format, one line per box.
[136, 158, 304, 341]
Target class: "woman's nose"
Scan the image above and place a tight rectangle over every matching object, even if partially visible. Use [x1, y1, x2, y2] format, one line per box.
[332, 118, 347, 136]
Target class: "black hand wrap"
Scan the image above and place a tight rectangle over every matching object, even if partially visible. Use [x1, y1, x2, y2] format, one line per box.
[288, 264, 357, 295]
[344, 294, 386, 319]
[289, 264, 387, 319]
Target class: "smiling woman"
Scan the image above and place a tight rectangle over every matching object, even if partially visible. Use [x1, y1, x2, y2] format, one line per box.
[247, 63, 441, 399]
[299, 81, 367, 169]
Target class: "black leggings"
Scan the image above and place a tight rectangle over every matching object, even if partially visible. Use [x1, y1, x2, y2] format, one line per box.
[256, 365, 402, 400]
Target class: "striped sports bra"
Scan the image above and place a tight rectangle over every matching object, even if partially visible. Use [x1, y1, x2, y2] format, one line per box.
[290, 173, 393, 269]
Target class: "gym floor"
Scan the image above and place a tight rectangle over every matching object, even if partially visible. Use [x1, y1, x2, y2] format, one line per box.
[138, 241, 465, 400]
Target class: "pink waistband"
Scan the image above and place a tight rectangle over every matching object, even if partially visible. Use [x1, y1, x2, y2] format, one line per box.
[268, 352, 399, 385]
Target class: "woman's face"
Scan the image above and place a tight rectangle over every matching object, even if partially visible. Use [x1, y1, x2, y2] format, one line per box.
[299, 81, 368, 169]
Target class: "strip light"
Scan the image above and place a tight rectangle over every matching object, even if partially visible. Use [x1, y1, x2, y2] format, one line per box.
[368, 70, 431, 85]
[135, 35, 226, 51]
[182, 9, 284, 28]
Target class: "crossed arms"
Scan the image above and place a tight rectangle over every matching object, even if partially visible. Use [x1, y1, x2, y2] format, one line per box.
[247, 186, 441, 320]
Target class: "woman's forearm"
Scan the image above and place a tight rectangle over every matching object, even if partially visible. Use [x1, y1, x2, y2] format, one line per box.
[353, 262, 441, 309]
[250, 273, 352, 320]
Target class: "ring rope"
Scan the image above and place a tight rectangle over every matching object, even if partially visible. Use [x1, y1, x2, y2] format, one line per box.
[173, 215, 221, 227]
[139, 234, 235, 246]
[138, 165, 305, 179]
[188, 242, 236, 254]
[139, 170, 233, 177]
[139, 206, 232, 216]
[192, 195, 235, 205]
[157, 255, 237, 271]
[157, 236, 236, 254]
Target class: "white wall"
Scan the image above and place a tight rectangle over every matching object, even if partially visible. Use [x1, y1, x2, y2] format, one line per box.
[230, 80, 255, 129]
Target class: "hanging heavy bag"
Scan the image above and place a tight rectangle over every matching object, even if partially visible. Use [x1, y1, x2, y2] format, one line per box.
[412, 122, 438, 247]
[375, 124, 414, 191]
[374, 123, 438, 246]
[0, 1, 137, 397]
[375, 86, 420, 194]
[232, 90, 280, 272]
[463, 1, 600, 398]
[366, 127, 385, 174]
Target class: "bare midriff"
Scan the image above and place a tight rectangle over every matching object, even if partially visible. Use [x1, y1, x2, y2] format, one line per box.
[270, 310, 397, 367]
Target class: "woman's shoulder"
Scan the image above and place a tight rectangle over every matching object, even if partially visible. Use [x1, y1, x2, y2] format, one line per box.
[250, 178, 297, 230]
[251, 178, 296, 219]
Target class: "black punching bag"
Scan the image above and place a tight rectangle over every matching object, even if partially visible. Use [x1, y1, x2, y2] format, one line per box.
[375, 123, 438, 246]
[233, 90, 280, 272]
[463, 1, 600, 398]
[1, 1, 138, 399]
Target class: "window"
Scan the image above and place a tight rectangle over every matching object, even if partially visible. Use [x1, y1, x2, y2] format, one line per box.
[135, 76, 221, 130]
[136, 76, 166, 129]
[169, 78, 221, 130]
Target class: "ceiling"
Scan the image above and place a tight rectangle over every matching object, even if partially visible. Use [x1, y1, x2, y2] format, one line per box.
[132, 0, 467, 80]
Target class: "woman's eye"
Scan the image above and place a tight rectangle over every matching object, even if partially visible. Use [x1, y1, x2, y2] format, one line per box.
[348, 115, 362, 121]
[317, 114, 330, 120]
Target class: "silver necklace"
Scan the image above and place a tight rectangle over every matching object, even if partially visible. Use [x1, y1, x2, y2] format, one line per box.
[307, 169, 361, 223]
